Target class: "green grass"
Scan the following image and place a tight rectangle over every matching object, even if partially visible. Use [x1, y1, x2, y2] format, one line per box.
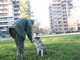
[0, 33, 80, 60]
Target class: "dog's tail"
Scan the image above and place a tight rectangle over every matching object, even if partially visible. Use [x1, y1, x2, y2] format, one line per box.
[43, 48, 47, 54]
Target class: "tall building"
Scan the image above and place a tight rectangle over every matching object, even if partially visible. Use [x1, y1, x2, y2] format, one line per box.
[12, 0, 31, 19]
[12, 0, 20, 20]
[20, 0, 31, 18]
[0, 0, 31, 35]
[0, 0, 14, 33]
[49, 0, 73, 34]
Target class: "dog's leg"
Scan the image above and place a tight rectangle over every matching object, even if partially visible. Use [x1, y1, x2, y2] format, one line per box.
[41, 49, 43, 56]
[37, 48, 39, 56]
[43, 48, 47, 54]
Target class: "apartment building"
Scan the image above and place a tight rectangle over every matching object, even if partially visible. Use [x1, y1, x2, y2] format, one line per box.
[49, 0, 73, 34]
[0, 0, 14, 33]
[77, 20, 80, 31]
[0, 0, 31, 34]
[12, 0, 20, 20]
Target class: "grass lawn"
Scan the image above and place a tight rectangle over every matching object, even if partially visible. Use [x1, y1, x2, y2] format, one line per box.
[0, 33, 80, 60]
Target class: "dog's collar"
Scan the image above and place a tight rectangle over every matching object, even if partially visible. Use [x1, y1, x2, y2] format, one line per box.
[41, 46, 45, 49]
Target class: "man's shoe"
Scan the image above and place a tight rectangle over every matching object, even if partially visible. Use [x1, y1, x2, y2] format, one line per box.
[16, 54, 25, 60]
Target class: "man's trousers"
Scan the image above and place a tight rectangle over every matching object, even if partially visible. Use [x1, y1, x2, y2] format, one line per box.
[9, 28, 25, 60]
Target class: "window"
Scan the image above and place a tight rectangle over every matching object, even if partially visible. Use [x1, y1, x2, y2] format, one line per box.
[63, 11, 66, 13]
[63, 18, 67, 20]
[59, 25, 62, 27]
[64, 21, 67, 23]
[64, 25, 67, 27]
[58, 21, 62, 24]
[57, 4, 60, 6]
[64, 28, 68, 30]
[63, 15, 67, 17]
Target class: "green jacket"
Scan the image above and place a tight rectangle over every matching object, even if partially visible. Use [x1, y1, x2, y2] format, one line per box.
[9, 18, 34, 41]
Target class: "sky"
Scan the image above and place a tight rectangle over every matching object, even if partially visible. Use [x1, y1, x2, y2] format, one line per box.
[72, 0, 80, 20]
[30, 0, 51, 28]
[30, 0, 80, 28]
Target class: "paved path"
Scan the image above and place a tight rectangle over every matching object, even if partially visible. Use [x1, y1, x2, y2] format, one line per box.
[0, 38, 14, 41]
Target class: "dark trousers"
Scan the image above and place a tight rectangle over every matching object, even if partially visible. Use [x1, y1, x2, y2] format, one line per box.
[9, 28, 25, 58]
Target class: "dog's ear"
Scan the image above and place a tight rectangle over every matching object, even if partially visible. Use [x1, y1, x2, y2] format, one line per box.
[34, 37, 40, 40]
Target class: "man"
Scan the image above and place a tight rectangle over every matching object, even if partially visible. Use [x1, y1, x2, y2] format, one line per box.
[9, 18, 34, 60]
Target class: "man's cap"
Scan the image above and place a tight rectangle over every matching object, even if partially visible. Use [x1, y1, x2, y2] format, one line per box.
[34, 37, 40, 40]
[30, 19, 35, 25]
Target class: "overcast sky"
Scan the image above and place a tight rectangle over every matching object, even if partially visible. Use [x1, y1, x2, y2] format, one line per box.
[71, 0, 80, 20]
[30, 0, 80, 28]
[30, 0, 50, 28]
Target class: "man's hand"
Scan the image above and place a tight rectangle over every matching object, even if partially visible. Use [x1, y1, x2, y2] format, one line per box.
[31, 40, 34, 43]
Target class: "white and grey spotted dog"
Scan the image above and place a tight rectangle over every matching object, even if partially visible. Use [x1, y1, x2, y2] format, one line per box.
[33, 37, 47, 56]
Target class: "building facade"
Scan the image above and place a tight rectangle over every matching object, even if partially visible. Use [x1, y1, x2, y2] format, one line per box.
[0, 0, 31, 35]
[0, 0, 14, 33]
[49, 0, 73, 34]
[12, 0, 20, 20]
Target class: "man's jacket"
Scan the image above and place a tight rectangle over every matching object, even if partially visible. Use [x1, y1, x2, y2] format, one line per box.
[9, 18, 34, 41]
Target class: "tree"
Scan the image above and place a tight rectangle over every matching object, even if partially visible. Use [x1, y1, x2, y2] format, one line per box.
[32, 22, 50, 35]
[20, 0, 31, 18]
[39, 27, 50, 34]
[32, 22, 40, 35]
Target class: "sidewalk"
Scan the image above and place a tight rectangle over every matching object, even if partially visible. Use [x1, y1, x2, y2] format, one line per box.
[0, 37, 14, 41]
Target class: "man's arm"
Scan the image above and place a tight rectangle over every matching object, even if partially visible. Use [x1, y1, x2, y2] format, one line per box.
[26, 22, 33, 43]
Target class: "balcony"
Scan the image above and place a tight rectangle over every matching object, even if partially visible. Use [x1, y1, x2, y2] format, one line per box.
[0, 11, 8, 13]
[58, 19, 63, 21]
[53, 26, 59, 28]
[12, 0, 20, 1]
[62, 16, 67, 18]
[0, 2, 8, 4]
[53, 15, 62, 18]
[51, 9, 61, 11]
[0, 16, 10, 17]
[0, 20, 8, 22]
[0, 7, 8, 9]
[51, 7, 61, 11]
[14, 16, 20, 18]
[58, 23, 63, 26]
[13, 8, 19, 10]
[13, 3, 20, 5]
[0, 28, 8, 31]
[0, 24, 11, 27]
[13, 12, 20, 14]
[53, 23, 59, 25]
[0, 20, 14, 22]
[0, 7, 4, 9]
[52, 5, 61, 7]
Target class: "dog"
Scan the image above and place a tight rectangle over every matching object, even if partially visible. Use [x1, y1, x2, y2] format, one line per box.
[33, 37, 47, 56]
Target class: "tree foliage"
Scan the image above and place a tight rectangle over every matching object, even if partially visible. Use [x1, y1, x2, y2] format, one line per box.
[20, 0, 31, 18]
[32, 22, 50, 35]
[32, 22, 40, 35]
